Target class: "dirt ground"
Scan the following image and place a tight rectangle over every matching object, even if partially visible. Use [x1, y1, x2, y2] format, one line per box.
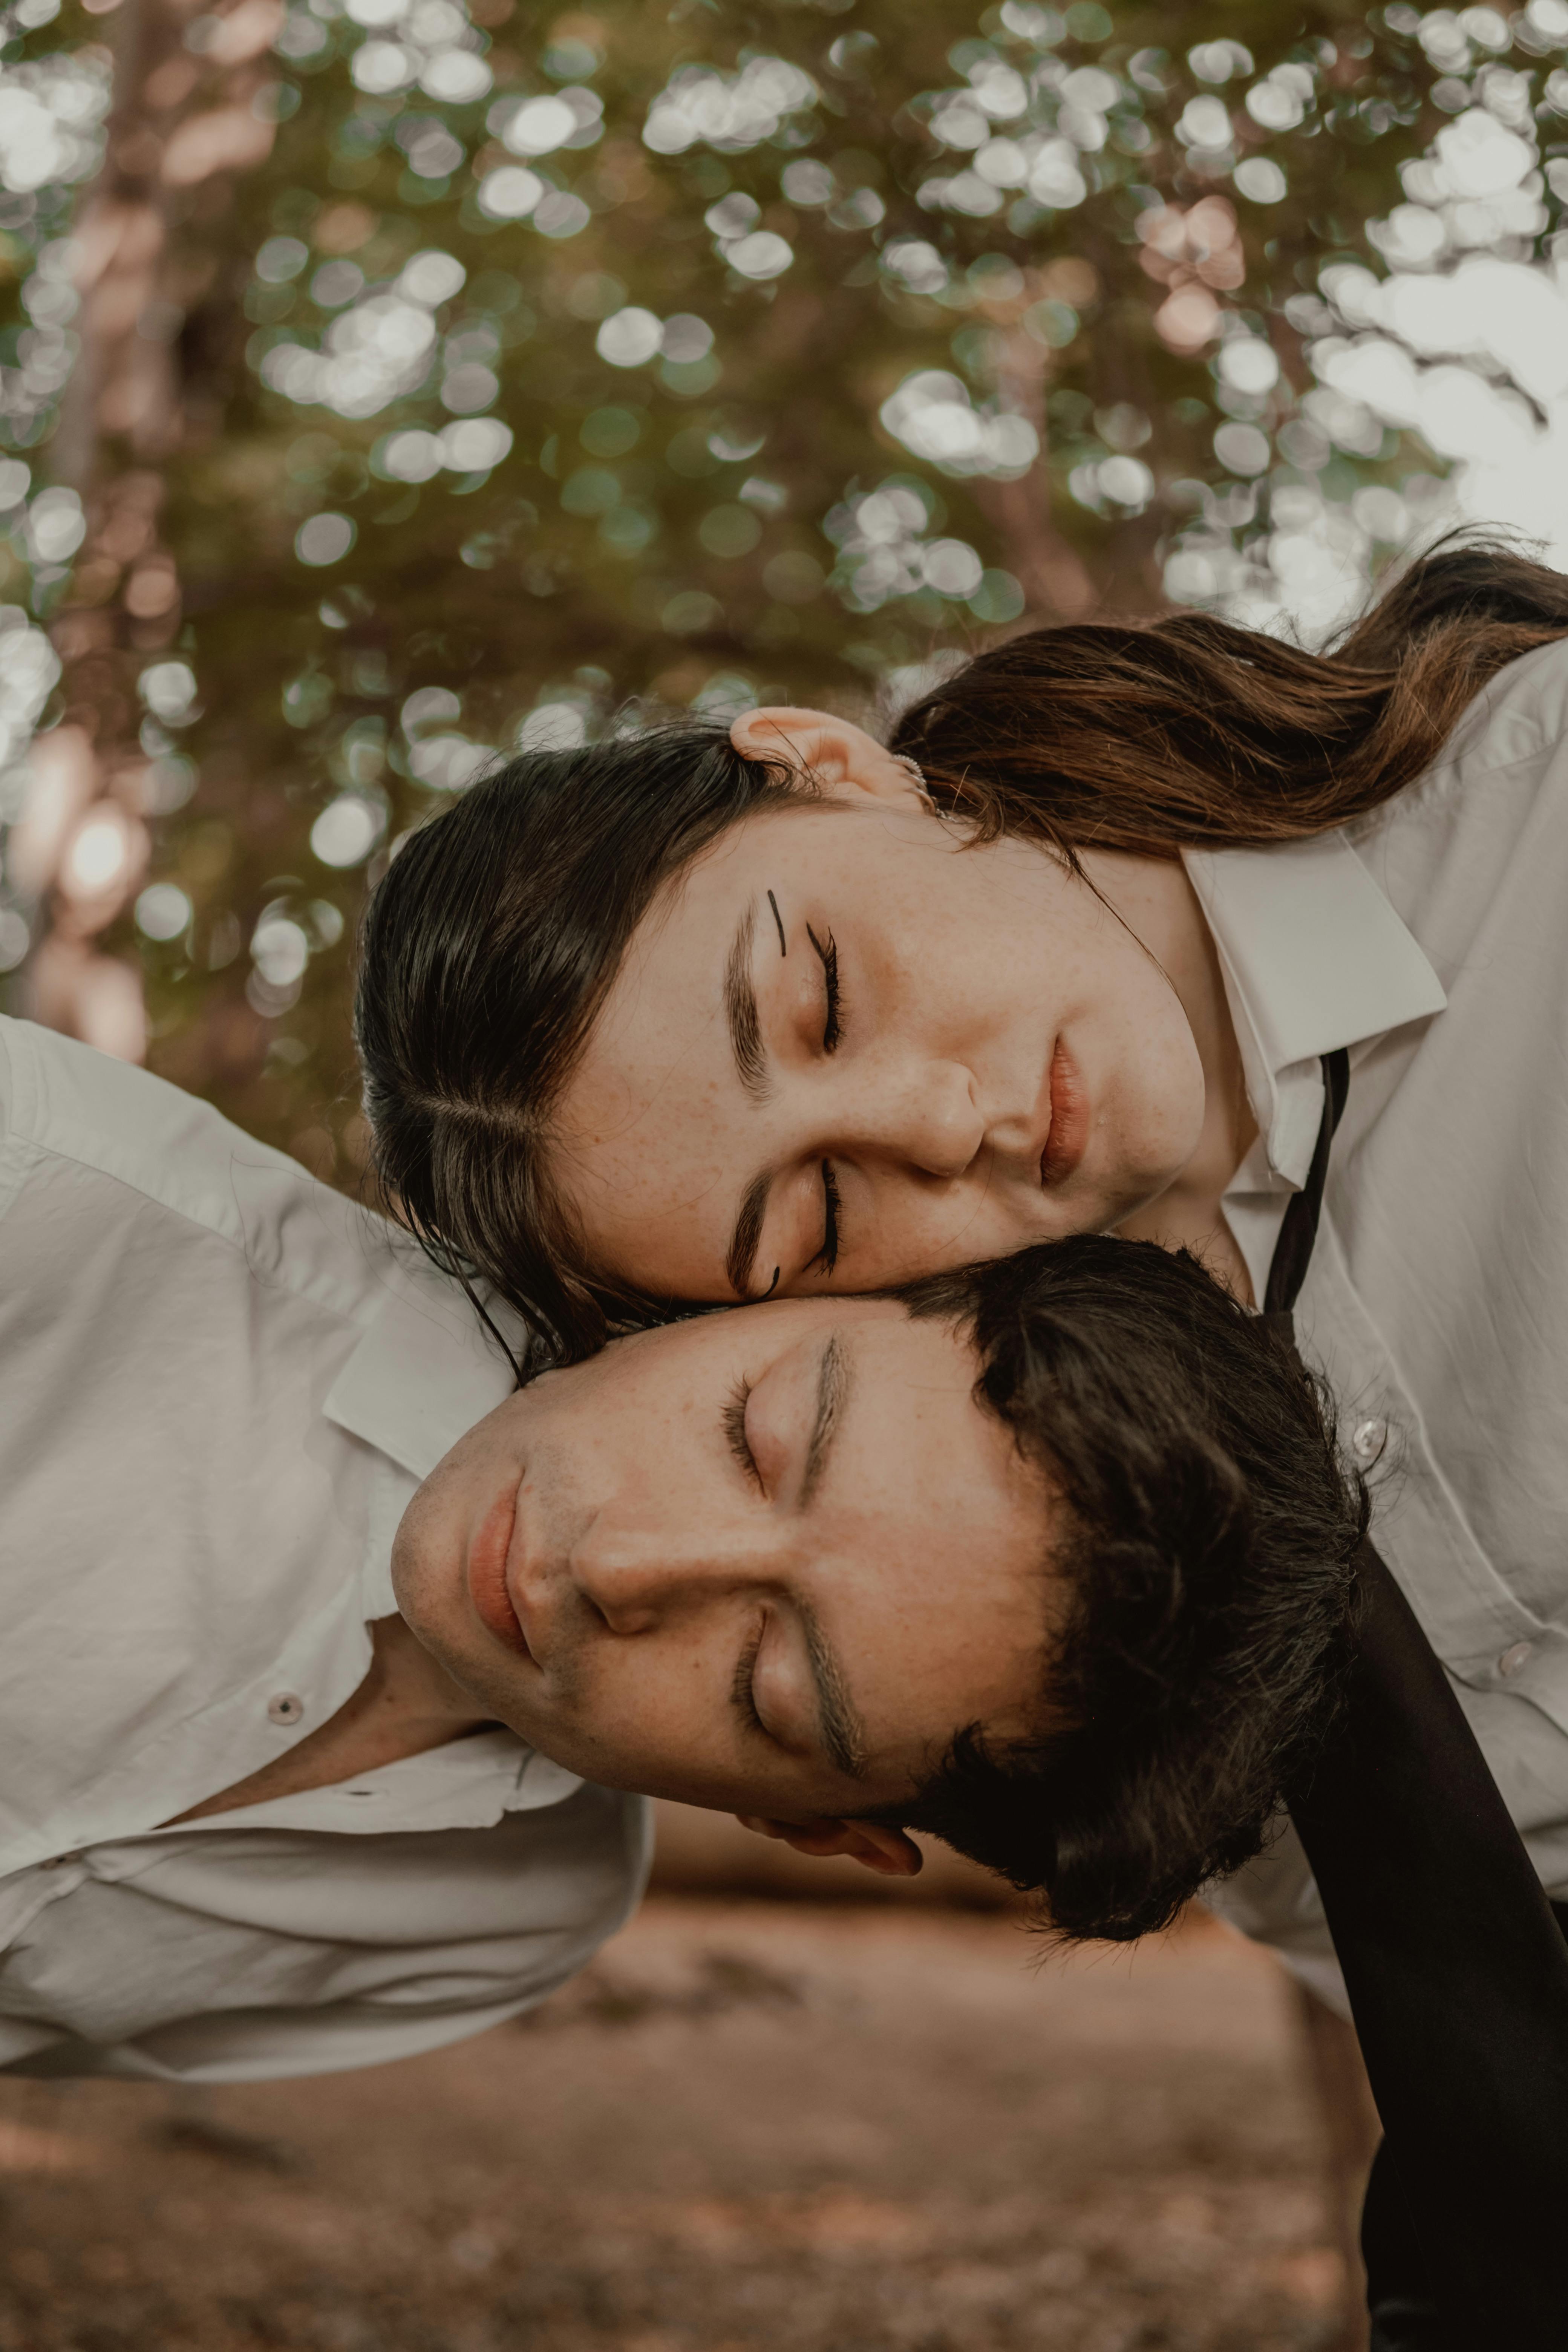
[0, 1896, 1346, 2352]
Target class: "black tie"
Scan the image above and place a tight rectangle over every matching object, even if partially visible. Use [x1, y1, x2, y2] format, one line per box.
[1267, 1053, 1568, 2344]
[1262, 1048, 1350, 1319]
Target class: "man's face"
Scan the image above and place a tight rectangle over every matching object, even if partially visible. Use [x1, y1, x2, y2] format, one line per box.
[393, 1298, 1055, 1823]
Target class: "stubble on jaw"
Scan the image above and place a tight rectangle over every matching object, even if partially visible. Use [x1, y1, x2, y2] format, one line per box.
[388, 1430, 479, 1625]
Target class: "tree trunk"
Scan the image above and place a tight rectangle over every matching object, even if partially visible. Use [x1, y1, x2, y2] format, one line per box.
[20, 0, 279, 1060]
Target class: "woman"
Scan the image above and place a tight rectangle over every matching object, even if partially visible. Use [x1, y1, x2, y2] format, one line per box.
[358, 542, 1562, 1329]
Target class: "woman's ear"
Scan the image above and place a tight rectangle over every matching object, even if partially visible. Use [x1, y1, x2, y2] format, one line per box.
[730, 706, 927, 813]
[734, 1811, 925, 1877]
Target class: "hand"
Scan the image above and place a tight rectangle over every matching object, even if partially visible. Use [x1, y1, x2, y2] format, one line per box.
[733, 1811, 923, 1877]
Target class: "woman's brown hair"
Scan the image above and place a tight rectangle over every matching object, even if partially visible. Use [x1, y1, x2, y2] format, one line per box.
[891, 537, 1568, 858]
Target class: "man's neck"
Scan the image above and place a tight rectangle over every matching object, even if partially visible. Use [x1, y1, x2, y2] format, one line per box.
[1083, 849, 1258, 1302]
[167, 1617, 495, 1826]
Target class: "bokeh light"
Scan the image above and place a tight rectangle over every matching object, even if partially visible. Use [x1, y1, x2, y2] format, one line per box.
[8, 0, 1568, 1159]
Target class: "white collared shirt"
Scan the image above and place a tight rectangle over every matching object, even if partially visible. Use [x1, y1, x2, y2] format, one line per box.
[0, 1016, 649, 2082]
[1184, 637, 1568, 2011]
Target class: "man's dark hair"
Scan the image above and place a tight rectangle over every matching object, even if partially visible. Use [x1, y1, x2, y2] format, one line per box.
[868, 1236, 1367, 1945]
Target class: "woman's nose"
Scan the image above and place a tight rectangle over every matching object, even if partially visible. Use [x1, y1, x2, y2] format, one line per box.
[840, 1057, 984, 1180]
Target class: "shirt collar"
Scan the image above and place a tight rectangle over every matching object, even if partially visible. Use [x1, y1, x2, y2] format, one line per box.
[149, 1728, 586, 1838]
[1182, 829, 1447, 1188]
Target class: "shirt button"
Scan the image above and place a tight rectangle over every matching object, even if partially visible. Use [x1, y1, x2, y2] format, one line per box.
[1351, 1417, 1388, 1466]
[1498, 1642, 1534, 1679]
[266, 1692, 305, 1726]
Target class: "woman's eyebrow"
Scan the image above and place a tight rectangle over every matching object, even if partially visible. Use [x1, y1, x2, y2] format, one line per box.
[724, 898, 770, 1102]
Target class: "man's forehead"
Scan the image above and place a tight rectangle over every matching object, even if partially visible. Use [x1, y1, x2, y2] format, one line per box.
[844, 1302, 979, 1380]
[538, 1293, 961, 1407]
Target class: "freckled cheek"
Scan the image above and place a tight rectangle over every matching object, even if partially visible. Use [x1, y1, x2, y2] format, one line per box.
[878, 1600, 1016, 1723]
[1122, 1007, 1204, 1153]
[584, 1131, 735, 1245]
[900, 1184, 1020, 1266]
[584, 1691, 720, 1791]
[1087, 966, 1183, 1090]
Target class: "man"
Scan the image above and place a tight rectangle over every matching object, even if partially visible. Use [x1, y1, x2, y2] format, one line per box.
[0, 1010, 1362, 2078]
[0, 1012, 645, 2081]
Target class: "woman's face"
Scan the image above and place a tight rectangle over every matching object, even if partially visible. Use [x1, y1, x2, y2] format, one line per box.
[551, 711, 1209, 1303]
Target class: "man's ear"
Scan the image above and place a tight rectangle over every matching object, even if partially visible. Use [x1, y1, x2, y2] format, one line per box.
[734, 1812, 924, 1877]
[730, 706, 927, 813]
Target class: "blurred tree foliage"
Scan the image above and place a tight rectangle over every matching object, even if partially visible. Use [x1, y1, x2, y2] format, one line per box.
[0, 0, 1560, 1174]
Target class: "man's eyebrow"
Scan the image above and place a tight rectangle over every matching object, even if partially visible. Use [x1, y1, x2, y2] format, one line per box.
[799, 1596, 868, 1781]
[724, 897, 769, 1103]
[725, 1166, 773, 1298]
[800, 1328, 850, 1508]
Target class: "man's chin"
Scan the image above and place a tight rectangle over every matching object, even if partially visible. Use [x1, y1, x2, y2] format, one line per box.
[397, 1596, 527, 1732]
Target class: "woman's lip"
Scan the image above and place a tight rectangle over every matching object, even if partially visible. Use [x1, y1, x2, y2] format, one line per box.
[1040, 1039, 1089, 1189]
[466, 1475, 532, 1656]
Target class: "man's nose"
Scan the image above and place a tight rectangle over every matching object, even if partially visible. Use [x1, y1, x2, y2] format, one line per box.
[570, 1516, 765, 1633]
[836, 1057, 985, 1180]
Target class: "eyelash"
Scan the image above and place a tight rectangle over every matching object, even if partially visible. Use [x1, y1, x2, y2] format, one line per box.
[806, 923, 842, 1054]
[723, 1377, 763, 1490]
[733, 1616, 767, 1738]
[805, 924, 844, 1277]
[812, 1159, 842, 1278]
[720, 1404, 771, 1738]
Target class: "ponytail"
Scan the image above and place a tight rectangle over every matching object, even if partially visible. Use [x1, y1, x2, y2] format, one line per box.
[892, 538, 1568, 859]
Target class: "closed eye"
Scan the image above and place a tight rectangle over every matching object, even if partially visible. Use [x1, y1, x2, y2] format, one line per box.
[806, 924, 841, 1054]
[723, 1377, 763, 1490]
[731, 1615, 768, 1738]
[811, 1159, 842, 1278]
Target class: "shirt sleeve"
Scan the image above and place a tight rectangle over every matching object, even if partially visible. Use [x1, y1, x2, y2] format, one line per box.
[1, 1988, 555, 2085]
[0, 1787, 652, 2085]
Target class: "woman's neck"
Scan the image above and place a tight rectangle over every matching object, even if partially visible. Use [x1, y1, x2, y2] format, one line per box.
[1083, 849, 1258, 1301]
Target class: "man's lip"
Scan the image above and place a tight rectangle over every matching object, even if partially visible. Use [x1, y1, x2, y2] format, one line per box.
[466, 1475, 533, 1656]
[1040, 1038, 1089, 1188]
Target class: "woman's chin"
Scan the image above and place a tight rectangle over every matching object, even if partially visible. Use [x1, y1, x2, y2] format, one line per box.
[1092, 1142, 1202, 1237]
[1123, 1084, 1211, 1210]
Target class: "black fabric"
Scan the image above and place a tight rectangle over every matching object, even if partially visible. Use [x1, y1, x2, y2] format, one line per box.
[1360, 1902, 1568, 2350]
[1262, 1047, 1349, 1318]
[1262, 1052, 1568, 2341]
[1288, 1544, 1568, 2340]
[1361, 2140, 1440, 2352]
